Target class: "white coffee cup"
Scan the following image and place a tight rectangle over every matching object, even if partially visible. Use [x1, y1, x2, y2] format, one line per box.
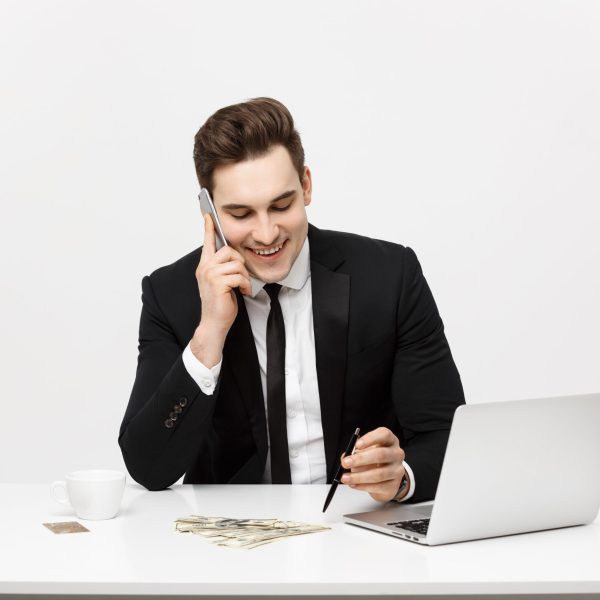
[51, 469, 126, 520]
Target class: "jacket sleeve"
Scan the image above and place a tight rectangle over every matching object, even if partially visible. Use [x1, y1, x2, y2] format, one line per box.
[392, 247, 465, 503]
[118, 275, 217, 490]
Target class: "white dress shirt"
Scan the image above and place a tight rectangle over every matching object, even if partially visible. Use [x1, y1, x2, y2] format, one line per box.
[182, 239, 415, 499]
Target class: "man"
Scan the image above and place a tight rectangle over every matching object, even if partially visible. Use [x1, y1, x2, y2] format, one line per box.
[119, 97, 465, 504]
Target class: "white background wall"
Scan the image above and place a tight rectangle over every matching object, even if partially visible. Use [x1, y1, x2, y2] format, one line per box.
[1, 0, 598, 483]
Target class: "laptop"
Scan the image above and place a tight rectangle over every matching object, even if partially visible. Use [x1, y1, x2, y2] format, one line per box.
[343, 393, 600, 545]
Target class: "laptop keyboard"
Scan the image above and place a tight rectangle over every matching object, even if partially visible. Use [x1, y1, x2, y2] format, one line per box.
[388, 518, 430, 535]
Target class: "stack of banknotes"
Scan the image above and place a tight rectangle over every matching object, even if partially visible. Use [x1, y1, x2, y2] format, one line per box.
[175, 515, 330, 549]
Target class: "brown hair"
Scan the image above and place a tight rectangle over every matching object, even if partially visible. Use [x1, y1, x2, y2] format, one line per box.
[193, 97, 305, 194]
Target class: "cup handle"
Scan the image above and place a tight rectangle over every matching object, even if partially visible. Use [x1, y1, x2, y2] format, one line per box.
[51, 480, 69, 505]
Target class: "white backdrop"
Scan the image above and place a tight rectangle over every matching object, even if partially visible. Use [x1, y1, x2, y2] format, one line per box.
[1, 0, 599, 483]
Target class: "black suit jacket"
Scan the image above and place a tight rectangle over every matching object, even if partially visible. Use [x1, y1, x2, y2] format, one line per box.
[119, 225, 465, 501]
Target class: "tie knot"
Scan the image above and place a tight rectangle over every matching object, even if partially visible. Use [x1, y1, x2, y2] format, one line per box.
[263, 283, 282, 301]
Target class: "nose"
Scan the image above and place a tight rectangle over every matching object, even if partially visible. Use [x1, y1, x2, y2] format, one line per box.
[252, 213, 279, 247]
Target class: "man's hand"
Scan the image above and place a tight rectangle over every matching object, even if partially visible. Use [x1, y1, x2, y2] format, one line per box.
[340, 427, 406, 503]
[190, 215, 252, 367]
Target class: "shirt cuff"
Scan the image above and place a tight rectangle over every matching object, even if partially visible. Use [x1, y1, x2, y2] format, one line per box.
[395, 461, 416, 503]
[182, 343, 222, 395]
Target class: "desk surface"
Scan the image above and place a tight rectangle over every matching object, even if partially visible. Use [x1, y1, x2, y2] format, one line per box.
[1, 483, 599, 598]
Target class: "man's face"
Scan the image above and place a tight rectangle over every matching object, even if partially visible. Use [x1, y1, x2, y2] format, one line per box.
[211, 144, 312, 284]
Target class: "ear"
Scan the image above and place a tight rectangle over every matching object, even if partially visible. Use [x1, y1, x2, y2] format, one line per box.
[302, 166, 313, 207]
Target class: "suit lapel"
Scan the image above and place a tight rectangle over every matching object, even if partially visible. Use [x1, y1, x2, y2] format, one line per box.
[309, 226, 350, 481]
[223, 290, 268, 462]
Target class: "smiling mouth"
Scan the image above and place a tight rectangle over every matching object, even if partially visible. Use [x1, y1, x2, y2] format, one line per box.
[250, 242, 285, 257]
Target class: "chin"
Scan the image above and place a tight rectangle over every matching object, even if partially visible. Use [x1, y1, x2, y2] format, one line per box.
[251, 263, 291, 284]
[255, 272, 287, 284]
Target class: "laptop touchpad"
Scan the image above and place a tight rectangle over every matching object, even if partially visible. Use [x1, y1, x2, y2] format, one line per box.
[384, 504, 432, 524]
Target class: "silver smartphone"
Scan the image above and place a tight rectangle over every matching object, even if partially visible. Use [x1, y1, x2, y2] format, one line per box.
[198, 188, 228, 250]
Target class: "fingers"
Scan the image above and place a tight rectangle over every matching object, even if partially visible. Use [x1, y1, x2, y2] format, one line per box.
[342, 458, 406, 504]
[343, 428, 404, 469]
[344, 480, 399, 493]
[343, 444, 404, 470]
[195, 213, 249, 333]
[219, 274, 252, 296]
[203, 244, 247, 268]
[354, 426, 398, 451]
[206, 259, 250, 280]
[200, 260, 252, 296]
[340, 427, 405, 496]
[197, 228, 251, 295]
[342, 462, 405, 486]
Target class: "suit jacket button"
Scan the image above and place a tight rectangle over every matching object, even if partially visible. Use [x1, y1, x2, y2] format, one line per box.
[169, 412, 178, 420]
[179, 397, 188, 407]
[165, 418, 174, 428]
[173, 405, 182, 414]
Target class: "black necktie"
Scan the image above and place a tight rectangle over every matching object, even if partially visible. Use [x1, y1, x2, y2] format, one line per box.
[264, 283, 291, 483]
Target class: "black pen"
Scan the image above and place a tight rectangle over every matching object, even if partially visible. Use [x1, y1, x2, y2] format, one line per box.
[322, 427, 360, 512]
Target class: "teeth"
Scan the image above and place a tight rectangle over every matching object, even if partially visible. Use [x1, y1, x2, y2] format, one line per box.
[253, 244, 283, 256]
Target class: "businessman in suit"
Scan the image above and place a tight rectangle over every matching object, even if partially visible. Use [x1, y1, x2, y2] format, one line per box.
[119, 97, 465, 504]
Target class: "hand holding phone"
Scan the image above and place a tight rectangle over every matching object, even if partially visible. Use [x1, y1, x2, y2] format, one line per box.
[192, 187, 252, 367]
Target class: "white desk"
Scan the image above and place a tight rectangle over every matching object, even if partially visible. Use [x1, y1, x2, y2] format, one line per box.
[1, 483, 599, 599]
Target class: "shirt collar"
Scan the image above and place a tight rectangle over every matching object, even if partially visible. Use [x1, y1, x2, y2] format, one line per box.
[249, 238, 310, 298]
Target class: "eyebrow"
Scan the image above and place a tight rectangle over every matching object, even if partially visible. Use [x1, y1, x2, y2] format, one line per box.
[220, 189, 296, 210]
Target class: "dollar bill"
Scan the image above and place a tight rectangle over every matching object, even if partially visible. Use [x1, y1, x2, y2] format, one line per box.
[174, 515, 329, 549]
